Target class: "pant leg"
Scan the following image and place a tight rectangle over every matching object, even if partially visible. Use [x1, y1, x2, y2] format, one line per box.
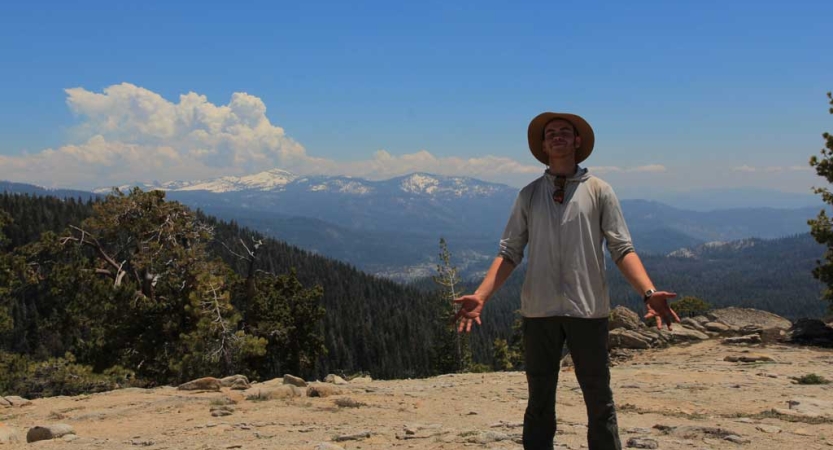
[563, 317, 622, 450]
[523, 317, 566, 450]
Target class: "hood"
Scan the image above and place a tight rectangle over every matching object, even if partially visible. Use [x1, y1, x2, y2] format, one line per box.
[544, 166, 591, 183]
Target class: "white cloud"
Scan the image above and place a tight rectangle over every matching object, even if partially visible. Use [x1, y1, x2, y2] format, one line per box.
[630, 164, 667, 173]
[0, 83, 549, 188]
[334, 150, 541, 180]
[588, 164, 667, 174]
[732, 165, 812, 174]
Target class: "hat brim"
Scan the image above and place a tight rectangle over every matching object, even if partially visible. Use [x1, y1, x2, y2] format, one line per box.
[528, 112, 595, 165]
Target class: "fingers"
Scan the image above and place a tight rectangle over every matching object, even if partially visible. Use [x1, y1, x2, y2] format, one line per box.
[450, 308, 464, 324]
[454, 316, 483, 334]
[655, 314, 664, 330]
[669, 308, 681, 323]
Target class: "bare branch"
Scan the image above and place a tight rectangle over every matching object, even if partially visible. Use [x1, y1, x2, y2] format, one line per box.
[63, 225, 131, 286]
[219, 241, 248, 260]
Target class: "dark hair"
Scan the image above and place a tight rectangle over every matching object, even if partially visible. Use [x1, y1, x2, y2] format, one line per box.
[542, 118, 578, 139]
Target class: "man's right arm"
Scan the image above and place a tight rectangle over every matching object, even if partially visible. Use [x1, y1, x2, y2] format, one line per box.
[473, 256, 516, 303]
[453, 185, 530, 332]
[453, 256, 516, 333]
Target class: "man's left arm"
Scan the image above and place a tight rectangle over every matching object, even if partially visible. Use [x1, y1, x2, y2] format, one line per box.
[599, 184, 680, 329]
[615, 252, 680, 330]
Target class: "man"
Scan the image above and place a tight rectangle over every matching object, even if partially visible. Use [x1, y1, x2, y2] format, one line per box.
[453, 112, 680, 450]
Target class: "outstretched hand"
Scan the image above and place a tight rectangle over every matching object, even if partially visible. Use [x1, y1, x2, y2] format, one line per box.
[644, 291, 680, 330]
[452, 294, 485, 333]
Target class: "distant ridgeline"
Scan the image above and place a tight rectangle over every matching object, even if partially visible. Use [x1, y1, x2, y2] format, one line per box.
[0, 188, 828, 395]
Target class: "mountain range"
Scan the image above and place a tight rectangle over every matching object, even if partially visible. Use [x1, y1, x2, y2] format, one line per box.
[3, 170, 827, 280]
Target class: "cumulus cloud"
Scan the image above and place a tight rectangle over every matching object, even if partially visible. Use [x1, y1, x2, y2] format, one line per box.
[333, 150, 541, 180]
[732, 165, 810, 173]
[0, 83, 328, 188]
[0, 83, 548, 188]
[0, 83, 677, 189]
[589, 164, 667, 174]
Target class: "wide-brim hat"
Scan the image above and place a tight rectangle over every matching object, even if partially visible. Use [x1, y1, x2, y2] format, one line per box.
[527, 112, 595, 165]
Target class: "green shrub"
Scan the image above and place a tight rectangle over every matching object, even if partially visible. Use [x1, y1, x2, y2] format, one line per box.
[793, 373, 831, 385]
[466, 363, 492, 373]
[672, 296, 712, 318]
[0, 351, 144, 398]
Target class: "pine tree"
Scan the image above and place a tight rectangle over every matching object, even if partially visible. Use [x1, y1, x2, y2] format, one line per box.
[432, 238, 472, 373]
[808, 92, 833, 313]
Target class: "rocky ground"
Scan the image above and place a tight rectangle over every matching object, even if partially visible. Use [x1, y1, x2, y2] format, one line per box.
[1, 338, 832, 449]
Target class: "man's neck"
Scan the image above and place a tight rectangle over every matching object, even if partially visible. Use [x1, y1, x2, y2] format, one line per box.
[547, 158, 578, 177]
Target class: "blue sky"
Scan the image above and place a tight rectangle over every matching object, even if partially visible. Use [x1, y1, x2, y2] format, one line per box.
[1, 0, 831, 197]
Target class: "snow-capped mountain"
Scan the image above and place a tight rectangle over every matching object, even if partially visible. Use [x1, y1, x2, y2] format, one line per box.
[94, 169, 298, 194]
[95, 170, 511, 200]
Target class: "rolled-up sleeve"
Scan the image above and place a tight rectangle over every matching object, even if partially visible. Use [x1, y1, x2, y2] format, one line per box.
[600, 185, 634, 262]
[498, 191, 529, 266]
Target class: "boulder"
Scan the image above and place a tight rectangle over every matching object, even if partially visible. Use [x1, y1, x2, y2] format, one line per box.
[3, 396, 31, 407]
[704, 322, 730, 333]
[283, 374, 307, 387]
[691, 315, 710, 325]
[708, 307, 792, 330]
[219, 375, 250, 389]
[210, 405, 234, 417]
[324, 374, 349, 385]
[722, 334, 762, 345]
[783, 397, 833, 418]
[26, 424, 75, 443]
[244, 384, 304, 401]
[350, 376, 373, 384]
[609, 306, 641, 331]
[608, 329, 652, 349]
[724, 354, 774, 363]
[626, 437, 658, 449]
[666, 325, 710, 343]
[0, 397, 11, 408]
[307, 384, 343, 397]
[760, 327, 786, 344]
[177, 377, 221, 392]
[681, 318, 706, 332]
[788, 319, 833, 348]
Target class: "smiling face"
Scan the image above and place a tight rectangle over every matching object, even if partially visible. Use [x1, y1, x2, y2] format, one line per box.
[542, 119, 582, 164]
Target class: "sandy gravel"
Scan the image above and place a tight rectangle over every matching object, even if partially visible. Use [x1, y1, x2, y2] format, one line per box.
[1, 339, 832, 449]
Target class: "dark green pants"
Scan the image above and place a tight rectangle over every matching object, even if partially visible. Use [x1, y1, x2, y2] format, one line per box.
[522, 316, 622, 450]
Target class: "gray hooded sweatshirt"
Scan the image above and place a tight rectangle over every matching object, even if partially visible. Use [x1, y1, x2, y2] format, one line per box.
[498, 167, 634, 319]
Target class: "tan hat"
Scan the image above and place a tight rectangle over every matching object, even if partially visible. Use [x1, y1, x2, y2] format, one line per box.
[527, 112, 595, 165]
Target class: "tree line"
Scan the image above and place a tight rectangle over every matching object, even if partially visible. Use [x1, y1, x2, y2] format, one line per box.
[0, 190, 477, 397]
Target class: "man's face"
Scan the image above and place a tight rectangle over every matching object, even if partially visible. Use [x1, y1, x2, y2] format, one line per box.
[542, 119, 581, 161]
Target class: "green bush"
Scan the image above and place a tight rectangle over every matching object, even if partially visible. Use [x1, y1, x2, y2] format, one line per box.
[466, 363, 492, 373]
[672, 296, 712, 318]
[0, 352, 143, 398]
[793, 373, 831, 385]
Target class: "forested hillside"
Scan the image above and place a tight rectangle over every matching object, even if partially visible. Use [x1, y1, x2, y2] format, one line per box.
[0, 191, 457, 398]
[1, 191, 828, 398]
